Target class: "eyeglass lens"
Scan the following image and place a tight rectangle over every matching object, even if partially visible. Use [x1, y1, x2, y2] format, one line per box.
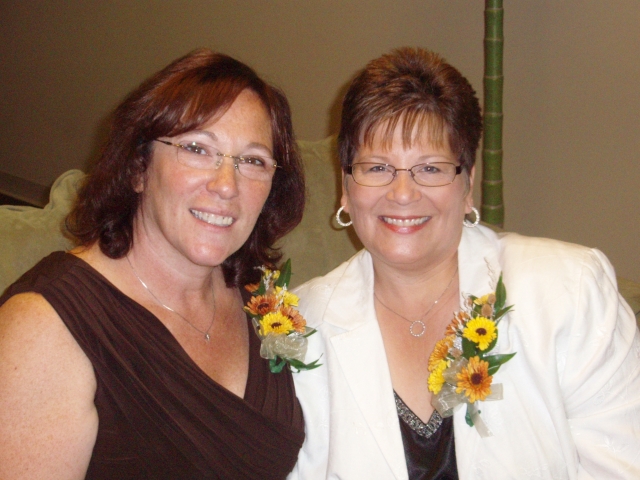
[157, 140, 277, 181]
[351, 162, 459, 187]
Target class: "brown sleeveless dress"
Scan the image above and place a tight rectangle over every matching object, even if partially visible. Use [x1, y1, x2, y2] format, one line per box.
[1, 252, 305, 479]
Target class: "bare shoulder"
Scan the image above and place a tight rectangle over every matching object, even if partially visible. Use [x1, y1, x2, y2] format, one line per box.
[0, 292, 98, 479]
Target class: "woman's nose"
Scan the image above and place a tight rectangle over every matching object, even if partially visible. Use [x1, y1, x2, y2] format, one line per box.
[387, 170, 420, 203]
[206, 157, 240, 198]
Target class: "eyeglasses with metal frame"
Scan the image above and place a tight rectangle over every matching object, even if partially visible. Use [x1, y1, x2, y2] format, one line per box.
[154, 139, 280, 182]
[346, 162, 462, 187]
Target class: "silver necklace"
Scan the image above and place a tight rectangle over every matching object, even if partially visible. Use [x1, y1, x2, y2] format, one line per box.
[126, 255, 215, 342]
[374, 266, 458, 337]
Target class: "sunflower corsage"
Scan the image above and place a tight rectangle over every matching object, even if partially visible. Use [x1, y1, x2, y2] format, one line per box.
[244, 259, 321, 374]
[428, 273, 516, 437]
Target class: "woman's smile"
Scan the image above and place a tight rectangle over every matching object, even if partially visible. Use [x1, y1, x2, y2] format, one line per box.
[380, 215, 431, 229]
[190, 208, 235, 227]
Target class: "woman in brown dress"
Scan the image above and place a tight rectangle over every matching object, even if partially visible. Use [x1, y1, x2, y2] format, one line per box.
[0, 49, 305, 479]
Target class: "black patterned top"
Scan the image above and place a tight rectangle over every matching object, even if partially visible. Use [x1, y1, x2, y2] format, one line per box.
[394, 392, 459, 479]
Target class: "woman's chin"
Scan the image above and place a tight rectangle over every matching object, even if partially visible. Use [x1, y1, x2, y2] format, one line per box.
[180, 245, 232, 268]
[369, 247, 430, 269]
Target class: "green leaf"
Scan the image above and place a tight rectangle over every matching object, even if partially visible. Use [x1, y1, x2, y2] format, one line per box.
[255, 282, 267, 296]
[269, 357, 287, 373]
[275, 259, 292, 288]
[493, 305, 514, 324]
[267, 354, 324, 374]
[303, 327, 317, 338]
[485, 352, 517, 375]
[494, 273, 506, 311]
[287, 356, 323, 373]
[462, 336, 479, 358]
[465, 405, 475, 427]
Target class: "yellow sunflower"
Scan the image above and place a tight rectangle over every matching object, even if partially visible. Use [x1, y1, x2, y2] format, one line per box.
[428, 336, 454, 371]
[456, 356, 492, 403]
[244, 294, 278, 316]
[428, 360, 448, 394]
[275, 287, 299, 308]
[280, 306, 306, 333]
[462, 317, 497, 351]
[259, 311, 294, 336]
[474, 293, 496, 306]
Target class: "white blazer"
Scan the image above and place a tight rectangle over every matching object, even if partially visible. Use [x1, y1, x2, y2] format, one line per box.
[288, 225, 640, 479]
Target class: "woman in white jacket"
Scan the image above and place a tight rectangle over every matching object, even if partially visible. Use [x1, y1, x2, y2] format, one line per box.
[289, 47, 640, 479]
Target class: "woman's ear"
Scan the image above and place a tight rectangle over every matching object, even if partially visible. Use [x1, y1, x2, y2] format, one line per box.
[340, 170, 349, 212]
[133, 175, 144, 194]
[464, 165, 476, 214]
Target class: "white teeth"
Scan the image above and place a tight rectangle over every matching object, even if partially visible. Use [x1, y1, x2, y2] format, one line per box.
[190, 209, 234, 226]
[382, 216, 429, 227]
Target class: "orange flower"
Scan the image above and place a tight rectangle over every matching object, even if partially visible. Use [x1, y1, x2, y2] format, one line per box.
[428, 336, 454, 371]
[244, 295, 277, 316]
[456, 356, 493, 403]
[280, 306, 306, 333]
[445, 311, 469, 336]
[244, 282, 261, 294]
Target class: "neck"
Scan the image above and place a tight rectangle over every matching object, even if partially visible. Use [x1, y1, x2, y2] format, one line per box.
[372, 253, 459, 302]
[129, 218, 221, 292]
[126, 246, 223, 308]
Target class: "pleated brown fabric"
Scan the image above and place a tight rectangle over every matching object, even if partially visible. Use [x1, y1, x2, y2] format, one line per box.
[1, 252, 304, 479]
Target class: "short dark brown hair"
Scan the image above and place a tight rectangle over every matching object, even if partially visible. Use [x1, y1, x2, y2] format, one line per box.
[67, 49, 305, 287]
[338, 47, 482, 174]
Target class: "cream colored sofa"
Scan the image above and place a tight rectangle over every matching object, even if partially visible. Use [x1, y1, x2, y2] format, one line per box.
[2, 137, 639, 326]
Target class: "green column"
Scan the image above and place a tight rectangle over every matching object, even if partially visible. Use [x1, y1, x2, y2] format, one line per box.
[482, 0, 504, 227]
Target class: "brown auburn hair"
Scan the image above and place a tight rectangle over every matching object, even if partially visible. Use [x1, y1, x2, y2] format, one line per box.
[66, 49, 305, 287]
[338, 47, 482, 174]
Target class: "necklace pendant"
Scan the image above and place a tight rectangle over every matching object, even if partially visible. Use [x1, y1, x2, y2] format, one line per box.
[204, 333, 210, 342]
[409, 320, 426, 337]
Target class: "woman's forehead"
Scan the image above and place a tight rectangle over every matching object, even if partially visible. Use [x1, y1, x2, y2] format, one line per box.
[166, 87, 268, 138]
[359, 113, 450, 153]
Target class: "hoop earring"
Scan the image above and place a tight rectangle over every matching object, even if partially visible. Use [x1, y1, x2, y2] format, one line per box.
[463, 207, 480, 228]
[335, 206, 352, 227]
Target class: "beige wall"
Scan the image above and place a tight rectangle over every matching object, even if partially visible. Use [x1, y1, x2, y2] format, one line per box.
[0, 1, 638, 281]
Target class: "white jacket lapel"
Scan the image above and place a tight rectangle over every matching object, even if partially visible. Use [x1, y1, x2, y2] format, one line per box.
[324, 251, 409, 479]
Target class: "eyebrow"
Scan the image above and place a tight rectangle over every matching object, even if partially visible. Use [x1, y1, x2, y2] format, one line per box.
[181, 130, 273, 156]
[358, 153, 452, 163]
[190, 130, 217, 140]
